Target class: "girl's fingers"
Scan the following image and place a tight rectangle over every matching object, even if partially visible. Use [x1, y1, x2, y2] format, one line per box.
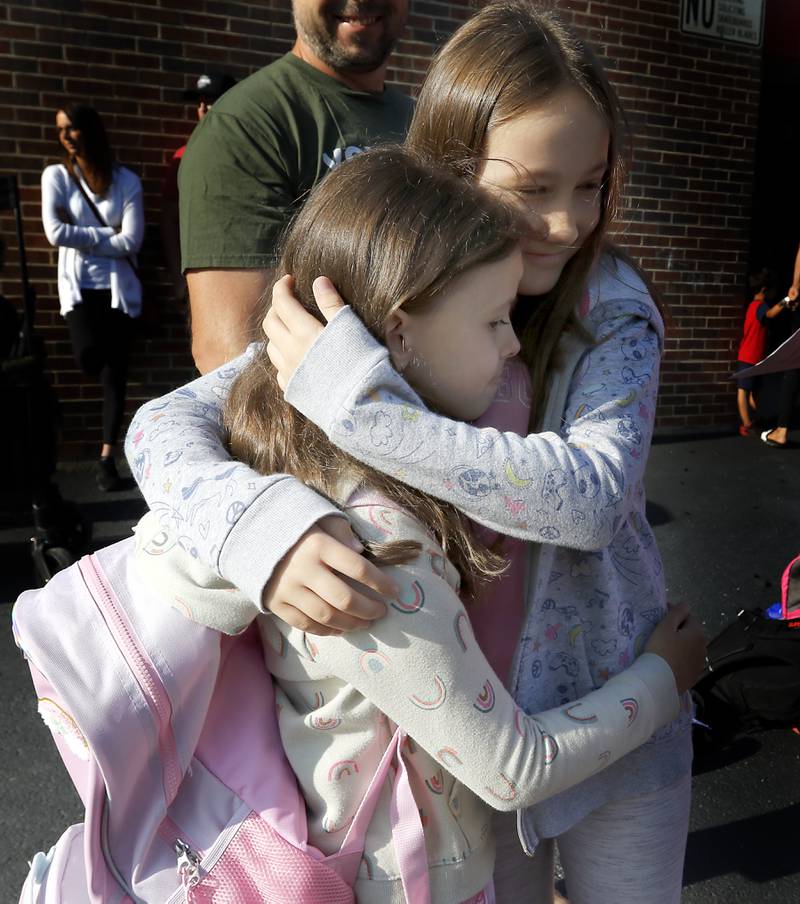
[271, 599, 344, 637]
[263, 305, 290, 345]
[318, 535, 398, 601]
[264, 328, 281, 365]
[311, 276, 347, 322]
[317, 513, 364, 553]
[308, 567, 388, 623]
[293, 587, 374, 632]
[303, 579, 379, 631]
[271, 273, 295, 301]
[264, 341, 287, 390]
[272, 281, 324, 337]
[264, 275, 293, 334]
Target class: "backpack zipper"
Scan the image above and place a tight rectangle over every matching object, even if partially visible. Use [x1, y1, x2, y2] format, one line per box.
[79, 554, 183, 803]
[164, 813, 250, 904]
[175, 838, 202, 892]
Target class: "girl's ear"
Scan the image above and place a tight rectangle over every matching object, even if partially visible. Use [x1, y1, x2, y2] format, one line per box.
[384, 309, 413, 372]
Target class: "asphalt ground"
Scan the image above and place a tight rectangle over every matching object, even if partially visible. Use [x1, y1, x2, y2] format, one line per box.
[1, 432, 799, 901]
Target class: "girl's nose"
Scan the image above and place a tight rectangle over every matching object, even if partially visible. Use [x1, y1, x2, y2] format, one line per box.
[544, 209, 579, 246]
[504, 329, 521, 359]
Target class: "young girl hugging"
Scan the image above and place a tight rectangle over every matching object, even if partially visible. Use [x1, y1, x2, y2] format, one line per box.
[127, 3, 702, 901]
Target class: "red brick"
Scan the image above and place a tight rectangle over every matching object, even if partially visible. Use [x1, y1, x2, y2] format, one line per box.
[0, 0, 764, 448]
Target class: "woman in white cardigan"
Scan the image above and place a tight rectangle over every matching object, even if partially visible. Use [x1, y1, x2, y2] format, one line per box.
[41, 102, 144, 490]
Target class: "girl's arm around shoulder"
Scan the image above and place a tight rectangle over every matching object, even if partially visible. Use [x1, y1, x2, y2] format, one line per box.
[40, 164, 114, 250]
[304, 501, 680, 811]
[133, 510, 262, 634]
[124, 347, 342, 606]
[285, 278, 662, 550]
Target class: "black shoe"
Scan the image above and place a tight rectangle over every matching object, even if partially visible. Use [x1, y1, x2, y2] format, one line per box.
[95, 456, 121, 492]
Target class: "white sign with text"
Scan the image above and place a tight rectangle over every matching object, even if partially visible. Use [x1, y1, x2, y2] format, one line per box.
[680, 0, 765, 47]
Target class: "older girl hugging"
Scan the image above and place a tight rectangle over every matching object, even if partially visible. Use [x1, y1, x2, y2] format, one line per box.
[127, 3, 703, 901]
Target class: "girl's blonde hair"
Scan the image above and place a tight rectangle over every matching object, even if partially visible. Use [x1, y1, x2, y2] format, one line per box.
[407, 0, 628, 427]
[224, 146, 524, 591]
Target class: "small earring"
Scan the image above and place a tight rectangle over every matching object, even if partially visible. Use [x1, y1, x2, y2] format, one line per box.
[400, 336, 407, 354]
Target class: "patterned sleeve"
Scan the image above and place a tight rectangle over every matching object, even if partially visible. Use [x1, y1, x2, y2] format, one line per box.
[297, 502, 679, 810]
[284, 272, 662, 550]
[123, 349, 342, 606]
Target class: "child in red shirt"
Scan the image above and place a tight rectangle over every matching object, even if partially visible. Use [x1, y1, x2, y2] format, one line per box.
[736, 269, 792, 435]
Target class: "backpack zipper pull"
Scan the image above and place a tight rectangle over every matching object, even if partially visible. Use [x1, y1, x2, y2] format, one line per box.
[175, 838, 201, 894]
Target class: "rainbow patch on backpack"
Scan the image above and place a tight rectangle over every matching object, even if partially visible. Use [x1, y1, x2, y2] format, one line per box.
[38, 697, 90, 761]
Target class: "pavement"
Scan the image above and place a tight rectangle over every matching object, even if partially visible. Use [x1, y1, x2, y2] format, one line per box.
[1, 433, 799, 901]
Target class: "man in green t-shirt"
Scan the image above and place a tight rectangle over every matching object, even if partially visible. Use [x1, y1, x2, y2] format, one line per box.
[179, 0, 413, 373]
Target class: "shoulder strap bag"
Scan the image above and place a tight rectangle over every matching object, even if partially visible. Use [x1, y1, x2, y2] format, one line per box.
[66, 160, 139, 278]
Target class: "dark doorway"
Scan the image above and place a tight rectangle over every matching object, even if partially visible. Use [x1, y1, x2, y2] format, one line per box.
[747, 0, 800, 422]
[750, 1, 800, 288]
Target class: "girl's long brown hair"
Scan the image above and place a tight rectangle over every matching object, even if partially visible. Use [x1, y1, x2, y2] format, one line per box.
[406, 0, 630, 427]
[59, 102, 115, 196]
[224, 146, 524, 592]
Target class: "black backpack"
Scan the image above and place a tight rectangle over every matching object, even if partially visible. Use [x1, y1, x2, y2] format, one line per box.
[693, 554, 800, 743]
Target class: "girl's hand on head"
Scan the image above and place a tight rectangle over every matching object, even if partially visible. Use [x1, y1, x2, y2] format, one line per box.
[264, 275, 346, 390]
[644, 602, 707, 694]
[262, 515, 396, 636]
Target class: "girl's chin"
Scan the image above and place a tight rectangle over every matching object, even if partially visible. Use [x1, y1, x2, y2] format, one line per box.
[518, 270, 563, 297]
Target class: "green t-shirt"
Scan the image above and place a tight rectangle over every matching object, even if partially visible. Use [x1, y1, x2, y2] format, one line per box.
[178, 53, 414, 270]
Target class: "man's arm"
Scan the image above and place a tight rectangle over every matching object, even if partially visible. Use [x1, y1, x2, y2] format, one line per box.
[188, 267, 274, 373]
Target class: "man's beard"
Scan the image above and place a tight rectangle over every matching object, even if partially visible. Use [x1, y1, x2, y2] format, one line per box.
[294, 2, 401, 74]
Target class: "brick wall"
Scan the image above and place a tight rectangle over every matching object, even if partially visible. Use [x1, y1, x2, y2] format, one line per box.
[0, 0, 474, 460]
[0, 1, 762, 460]
[563, 1, 762, 429]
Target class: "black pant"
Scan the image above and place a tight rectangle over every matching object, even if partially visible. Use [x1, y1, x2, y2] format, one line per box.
[65, 289, 131, 447]
[776, 369, 800, 429]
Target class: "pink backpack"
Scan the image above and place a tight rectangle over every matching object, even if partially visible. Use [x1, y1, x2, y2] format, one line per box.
[13, 538, 431, 903]
[781, 553, 800, 620]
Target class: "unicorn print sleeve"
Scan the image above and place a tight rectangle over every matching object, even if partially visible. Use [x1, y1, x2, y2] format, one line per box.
[285, 258, 662, 550]
[124, 349, 341, 606]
